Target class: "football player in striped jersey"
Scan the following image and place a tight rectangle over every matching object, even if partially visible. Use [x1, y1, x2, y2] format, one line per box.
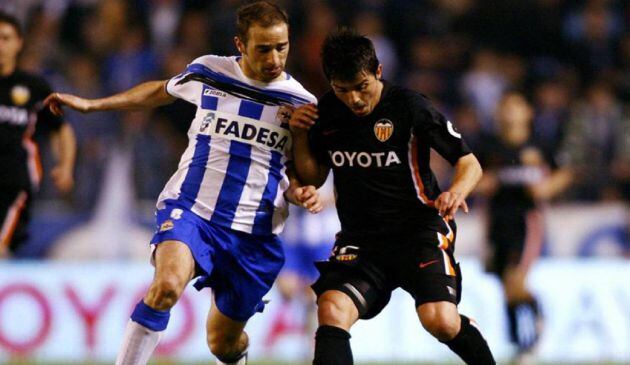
[46, 2, 320, 365]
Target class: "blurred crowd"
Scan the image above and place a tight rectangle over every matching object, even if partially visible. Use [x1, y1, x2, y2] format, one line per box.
[2, 0, 630, 216]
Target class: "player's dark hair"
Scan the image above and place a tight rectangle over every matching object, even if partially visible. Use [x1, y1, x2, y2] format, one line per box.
[0, 11, 23, 38]
[321, 28, 379, 82]
[236, 1, 289, 44]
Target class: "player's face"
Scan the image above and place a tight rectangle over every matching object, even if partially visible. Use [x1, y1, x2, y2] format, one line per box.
[0, 22, 22, 65]
[331, 66, 383, 117]
[235, 22, 289, 83]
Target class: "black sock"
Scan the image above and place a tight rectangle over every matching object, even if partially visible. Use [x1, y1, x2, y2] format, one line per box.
[442, 315, 496, 365]
[216, 350, 247, 364]
[313, 325, 353, 365]
[507, 298, 541, 352]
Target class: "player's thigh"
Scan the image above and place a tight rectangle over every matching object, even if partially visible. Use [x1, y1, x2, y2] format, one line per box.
[206, 295, 247, 344]
[312, 257, 391, 322]
[152, 240, 196, 288]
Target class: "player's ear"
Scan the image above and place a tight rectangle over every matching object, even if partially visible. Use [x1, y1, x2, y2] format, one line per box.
[234, 36, 245, 54]
[375, 64, 383, 80]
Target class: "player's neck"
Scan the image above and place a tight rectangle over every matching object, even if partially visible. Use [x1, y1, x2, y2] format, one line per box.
[0, 60, 16, 77]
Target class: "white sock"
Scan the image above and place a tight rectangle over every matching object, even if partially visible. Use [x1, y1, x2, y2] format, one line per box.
[115, 320, 162, 365]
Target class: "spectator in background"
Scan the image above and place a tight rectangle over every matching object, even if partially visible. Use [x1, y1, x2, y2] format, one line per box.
[461, 49, 508, 133]
[102, 23, 158, 94]
[147, 0, 182, 56]
[60, 54, 113, 212]
[532, 78, 571, 158]
[614, 34, 630, 102]
[353, 10, 398, 80]
[563, 0, 623, 82]
[560, 80, 630, 200]
[174, 8, 212, 57]
[294, 0, 337, 96]
[452, 103, 485, 155]
[405, 36, 452, 103]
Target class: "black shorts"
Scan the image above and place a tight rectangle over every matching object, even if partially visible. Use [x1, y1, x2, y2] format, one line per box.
[486, 209, 540, 277]
[487, 240, 524, 277]
[0, 186, 31, 253]
[311, 221, 462, 319]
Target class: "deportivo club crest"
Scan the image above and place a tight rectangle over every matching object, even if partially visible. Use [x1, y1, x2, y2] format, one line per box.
[374, 119, 394, 142]
[11, 85, 30, 106]
[276, 105, 293, 128]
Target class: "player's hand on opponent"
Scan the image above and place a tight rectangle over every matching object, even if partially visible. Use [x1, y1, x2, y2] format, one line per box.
[44, 93, 93, 116]
[288, 103, 318, 133]
[293, 185, 323, 214]
[434, 191, 468, 221]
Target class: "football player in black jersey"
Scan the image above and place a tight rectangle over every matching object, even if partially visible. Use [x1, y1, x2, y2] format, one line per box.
[0, 11, 76, 257]
[476, 92, 572, 363]
[289, 29, 495, 365]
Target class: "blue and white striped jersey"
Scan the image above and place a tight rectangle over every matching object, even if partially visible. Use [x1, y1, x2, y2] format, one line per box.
[157, 55, 316, 235]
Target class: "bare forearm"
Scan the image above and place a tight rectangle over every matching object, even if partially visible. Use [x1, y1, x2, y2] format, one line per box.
[89, 80, 174, 111]
[52, 123, 76, 170]
[292, 133, 328, 187]
[448, 153, 483, 197]
[543, 168, 573, 199]
[284, 168, 302, 205]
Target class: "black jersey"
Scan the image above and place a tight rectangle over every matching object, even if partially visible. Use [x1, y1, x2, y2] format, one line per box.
[479, 136, 548, 243]
[309, 82, 471, 244]
[0, 70, 63, 190]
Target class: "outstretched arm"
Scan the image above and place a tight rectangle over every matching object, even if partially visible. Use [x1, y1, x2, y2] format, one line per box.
[434, 153, 483, 220]
[45, 80, 175, 115]
[289, 104, 330, 188]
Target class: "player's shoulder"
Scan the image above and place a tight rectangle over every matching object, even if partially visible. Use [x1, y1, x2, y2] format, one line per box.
[12, 70, 51, 89]
[280, 75, 317, 104]
[384, 82, 433, 110]
[10, 70, 54, 101]
[188, 54, 237, 74]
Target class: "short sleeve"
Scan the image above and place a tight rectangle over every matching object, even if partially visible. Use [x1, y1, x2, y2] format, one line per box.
[165, 56, 209, 105]
[413, 100, 471, 165]
[307, 120, 331, 166]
